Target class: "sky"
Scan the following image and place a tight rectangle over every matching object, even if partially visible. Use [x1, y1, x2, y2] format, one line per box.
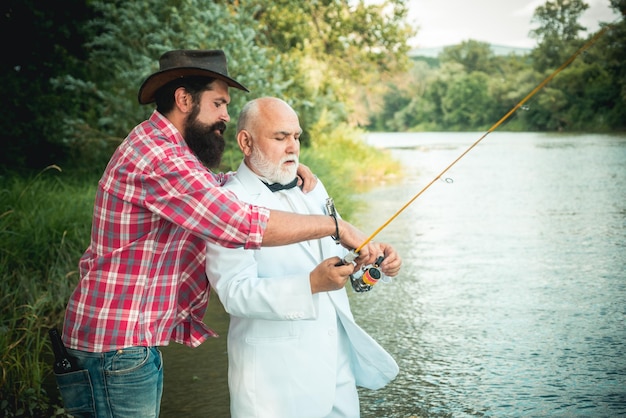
[406, 0, 620, 48]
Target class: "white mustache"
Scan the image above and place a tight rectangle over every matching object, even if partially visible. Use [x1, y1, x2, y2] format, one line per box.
[281, 155, 299, 165]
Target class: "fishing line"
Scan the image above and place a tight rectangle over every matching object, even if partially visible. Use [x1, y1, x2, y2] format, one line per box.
[353, 22, 614, 255]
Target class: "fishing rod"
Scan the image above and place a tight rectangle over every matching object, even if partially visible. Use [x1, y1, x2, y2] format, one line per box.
[340, 21, 615, 291]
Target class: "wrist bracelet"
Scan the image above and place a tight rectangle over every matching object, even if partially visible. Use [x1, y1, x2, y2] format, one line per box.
[329, 212, 340, 245]
[325, 197, 341, 245]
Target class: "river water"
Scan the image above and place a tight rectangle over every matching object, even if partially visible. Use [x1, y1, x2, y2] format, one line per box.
[160, 132, 626, 417]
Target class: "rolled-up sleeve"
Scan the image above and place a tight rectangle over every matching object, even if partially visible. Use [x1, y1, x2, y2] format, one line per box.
[139, 155, 270, 250]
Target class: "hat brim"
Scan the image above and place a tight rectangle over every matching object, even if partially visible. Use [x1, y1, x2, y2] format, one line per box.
[138, 68, 249, 104]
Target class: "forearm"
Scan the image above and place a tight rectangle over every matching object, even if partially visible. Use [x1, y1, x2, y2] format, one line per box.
[263, 210, 381, 267]
[262, 210, 336, 246]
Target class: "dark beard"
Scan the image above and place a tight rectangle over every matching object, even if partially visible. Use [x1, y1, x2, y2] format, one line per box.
[183, 108, 227, 168]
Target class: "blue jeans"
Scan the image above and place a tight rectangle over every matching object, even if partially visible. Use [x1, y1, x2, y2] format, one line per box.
[54, 346, 163, 418]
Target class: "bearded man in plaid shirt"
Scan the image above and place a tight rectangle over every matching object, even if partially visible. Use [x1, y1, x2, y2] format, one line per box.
[53, 50, 390, 417]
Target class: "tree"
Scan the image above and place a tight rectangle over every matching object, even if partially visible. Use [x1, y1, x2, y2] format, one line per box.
[524, 86, 570, 130]
[594, 0, 626, 129]
[439, 40, 496, 74]
[527, 0, 625, 130]
[440, 70, 492, 130]
[530, 0, 589, 72]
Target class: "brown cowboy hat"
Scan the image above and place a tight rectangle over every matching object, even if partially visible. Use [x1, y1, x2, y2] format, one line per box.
[138, 49, 249, 104]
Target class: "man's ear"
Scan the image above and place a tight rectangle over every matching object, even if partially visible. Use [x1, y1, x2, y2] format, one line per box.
[237, 130, 253, 156]
[174, 87, 192, 113]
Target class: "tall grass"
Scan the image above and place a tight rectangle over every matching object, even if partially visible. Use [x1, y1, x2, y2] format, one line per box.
[0, 166, 94, 417]
[0, 129, 401, 416]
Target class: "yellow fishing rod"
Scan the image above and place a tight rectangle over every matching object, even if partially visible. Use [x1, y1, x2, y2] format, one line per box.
[342, 22, 615, 292]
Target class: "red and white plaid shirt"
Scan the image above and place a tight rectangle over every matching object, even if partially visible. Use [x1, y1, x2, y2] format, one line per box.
[63, 110, 269, 352]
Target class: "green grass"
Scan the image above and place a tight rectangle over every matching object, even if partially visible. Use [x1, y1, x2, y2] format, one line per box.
[0, 166, 94, 417]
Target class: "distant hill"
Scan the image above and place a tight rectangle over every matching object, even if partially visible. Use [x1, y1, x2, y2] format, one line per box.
[410, 44, 531, 58]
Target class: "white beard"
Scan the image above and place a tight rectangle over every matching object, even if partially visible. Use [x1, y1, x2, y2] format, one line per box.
[249, 146, 299, 184]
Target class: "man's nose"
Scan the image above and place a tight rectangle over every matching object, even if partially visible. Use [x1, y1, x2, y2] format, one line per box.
[219, 107, 230, 123]
[286, 136, 299, 152]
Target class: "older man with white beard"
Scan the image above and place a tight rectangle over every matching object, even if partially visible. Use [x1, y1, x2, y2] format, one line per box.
[205, 97, 402, 418]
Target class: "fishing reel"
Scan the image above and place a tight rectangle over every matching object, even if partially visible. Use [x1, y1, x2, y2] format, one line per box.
[325, 197, 390, 293]
[350, 255, 388, 293]
[334, 249, 389, 293]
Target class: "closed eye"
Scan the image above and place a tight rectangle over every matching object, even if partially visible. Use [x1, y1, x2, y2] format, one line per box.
[214, 99, 229, 108]
[273, 133, 301, 141]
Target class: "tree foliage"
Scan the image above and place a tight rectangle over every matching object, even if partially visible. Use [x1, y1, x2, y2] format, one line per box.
[530, 0, 589, 72]
[368, 0, 626, 133]
[242, 0, 415, 126]
[53, 0, 285, 172]
[439, 40, 497, 74]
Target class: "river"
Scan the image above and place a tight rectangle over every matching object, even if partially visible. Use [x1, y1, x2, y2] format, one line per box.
[160, 132, 626, 417]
